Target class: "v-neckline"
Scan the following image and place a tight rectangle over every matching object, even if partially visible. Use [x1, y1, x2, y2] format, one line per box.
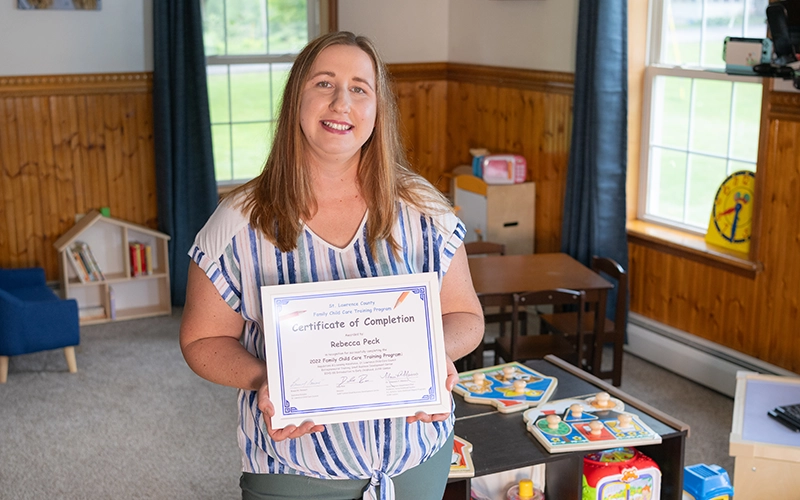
[302, 210, 368, 252]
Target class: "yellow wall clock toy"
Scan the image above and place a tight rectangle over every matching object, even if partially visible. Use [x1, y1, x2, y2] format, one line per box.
[705, 170, 755, 254]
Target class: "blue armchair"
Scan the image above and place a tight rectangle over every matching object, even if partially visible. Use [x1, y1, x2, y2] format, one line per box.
[0, 267, 80, 383]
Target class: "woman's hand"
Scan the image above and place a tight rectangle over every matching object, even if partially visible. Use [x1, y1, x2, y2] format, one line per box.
[406, 355, 459, 424]
[258, 378, 325, 441]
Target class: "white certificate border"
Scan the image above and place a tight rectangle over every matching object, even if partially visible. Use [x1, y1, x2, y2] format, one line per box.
[262, 273, 450, 428]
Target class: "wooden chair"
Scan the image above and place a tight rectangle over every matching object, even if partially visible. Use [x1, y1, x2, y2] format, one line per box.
[494, 289, 586, 367]
[539, 256, 627, 386]
[464, 241, 506, 256]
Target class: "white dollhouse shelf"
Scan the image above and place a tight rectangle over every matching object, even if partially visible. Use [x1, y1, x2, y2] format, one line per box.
[53, 210, 171, 325]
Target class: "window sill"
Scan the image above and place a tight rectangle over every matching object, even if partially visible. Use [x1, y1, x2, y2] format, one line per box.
[626, 220, 762, 279]
[217, 183, 243, 199]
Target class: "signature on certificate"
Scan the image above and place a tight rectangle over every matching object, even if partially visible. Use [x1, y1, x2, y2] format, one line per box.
[381, 370, 419, 387]
[338, 374, 370, 387]
[291, 377, 323, 387]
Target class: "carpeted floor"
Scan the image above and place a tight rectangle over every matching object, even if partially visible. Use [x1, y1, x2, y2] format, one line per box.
[0, 309, 734, 499]
[0, 311, 241, 500]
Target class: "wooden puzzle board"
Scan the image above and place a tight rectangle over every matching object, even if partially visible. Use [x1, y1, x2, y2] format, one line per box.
[522, 395, 662, 453]
[448, 435, 475, 478]
[453, 362, 557, 413]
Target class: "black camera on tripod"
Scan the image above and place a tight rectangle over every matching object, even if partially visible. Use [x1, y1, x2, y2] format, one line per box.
[753, 0, 800, 89]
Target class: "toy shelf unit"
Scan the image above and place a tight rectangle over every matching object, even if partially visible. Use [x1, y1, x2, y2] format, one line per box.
[54, 210, 171, 324]
[452, 174, 535, 255]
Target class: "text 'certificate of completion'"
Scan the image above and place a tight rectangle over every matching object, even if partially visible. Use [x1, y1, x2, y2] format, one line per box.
[262, 272, 450, 429]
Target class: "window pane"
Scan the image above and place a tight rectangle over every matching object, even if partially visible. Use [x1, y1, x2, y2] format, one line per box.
[212, 124, 233, 182]
[730, 82, 762, 161]
[268, 0, 309, 54]
[690, 79, 732, 157]
[652, 76, 691, 149]
[728, 160, 756, 175]
[202, 0, 225, 56]
[226, 0, 268, 55]
[648, 147, 687, 221]
[703, 1, 746, 68]
[686, 154, 727, 227]
[745, 0, 770, 38]
[662, 0, 701, 66]
[642, 0, 767, 232]
[203, 0, 316, 185]
[232, 123, 272, 180]
[230, 64, 274, 123]
[207, 65, 230, 124]
[271, 62, 292, 115]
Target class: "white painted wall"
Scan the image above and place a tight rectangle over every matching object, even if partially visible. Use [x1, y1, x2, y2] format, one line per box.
[0, 0, 578, 77]
[338, 0, 450, 63]
[339, 0, 579, 71]
[448, 0, 579, 72]
[0, 0, 153, 76]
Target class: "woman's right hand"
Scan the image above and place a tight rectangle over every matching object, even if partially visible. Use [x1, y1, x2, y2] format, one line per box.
[257, 378, 325, 441]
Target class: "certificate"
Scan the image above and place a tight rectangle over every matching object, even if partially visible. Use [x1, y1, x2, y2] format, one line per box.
[261, 272, 451, 429]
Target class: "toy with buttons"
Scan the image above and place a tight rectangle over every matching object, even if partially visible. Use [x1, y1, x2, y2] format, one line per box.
[522, 393, 662, 453]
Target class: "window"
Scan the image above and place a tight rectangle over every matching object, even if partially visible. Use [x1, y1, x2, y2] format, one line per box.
[640, 0, 768, 233]
[202, 0, 321, 185]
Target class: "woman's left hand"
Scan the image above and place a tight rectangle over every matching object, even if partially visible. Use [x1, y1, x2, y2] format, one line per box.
[258, 378, 325, 440]
[406, 356, 459, 424]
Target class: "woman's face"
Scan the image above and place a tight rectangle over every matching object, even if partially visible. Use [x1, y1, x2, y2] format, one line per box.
[299, 44, 377, 167]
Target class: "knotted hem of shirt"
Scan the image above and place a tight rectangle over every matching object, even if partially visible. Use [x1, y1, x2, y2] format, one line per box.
[362, 469, 394, 500]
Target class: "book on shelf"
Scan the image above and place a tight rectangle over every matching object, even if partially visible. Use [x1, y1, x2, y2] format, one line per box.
[129, 242, 152, 277]
[73, 241, 105, 281]
[78, 305, 106, 320]
[108, 286, 116, 320]
[130, 242, 142, 277]
[144, 243, 153, 275]
[67, 247, 91, 283]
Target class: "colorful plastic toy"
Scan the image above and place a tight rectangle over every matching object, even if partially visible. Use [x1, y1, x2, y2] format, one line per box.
[682, 463, 733, 500]
[582, 447, 661, 500]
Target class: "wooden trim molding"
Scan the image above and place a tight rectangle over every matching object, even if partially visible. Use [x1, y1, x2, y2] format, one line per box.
[387, 62, 449, 82]
[0, 72, 153, 97]
[387, 62, 574, 94]
[768, 90, 800, 121]
[446, 63, 574, 94]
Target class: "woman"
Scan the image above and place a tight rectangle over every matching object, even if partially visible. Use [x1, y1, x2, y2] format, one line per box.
[180, 31, 484, 500]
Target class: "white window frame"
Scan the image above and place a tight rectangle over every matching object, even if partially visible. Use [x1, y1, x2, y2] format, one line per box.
[205, 1, 321, 187]
[638, 0, 765, 235]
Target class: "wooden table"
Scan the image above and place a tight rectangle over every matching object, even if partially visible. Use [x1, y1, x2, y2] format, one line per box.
[468, 253, 615, 383]
[444, 356, 690, 500]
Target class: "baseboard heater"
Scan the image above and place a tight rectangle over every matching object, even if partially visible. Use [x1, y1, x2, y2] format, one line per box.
[625, 312, 797, 398]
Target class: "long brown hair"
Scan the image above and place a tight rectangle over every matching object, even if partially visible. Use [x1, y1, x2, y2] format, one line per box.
[230, 31, 451, 253]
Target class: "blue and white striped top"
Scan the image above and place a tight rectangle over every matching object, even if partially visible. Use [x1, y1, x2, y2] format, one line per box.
[189, 191, 466, 499]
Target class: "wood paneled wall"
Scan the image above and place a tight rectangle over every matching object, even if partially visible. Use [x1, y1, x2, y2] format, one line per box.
[0, 66, 572, 285]
[629, 90, 800, 373]
[7, 65, 798, 372]
[390, 63, 574, 253]
[0, 73, 157, 279]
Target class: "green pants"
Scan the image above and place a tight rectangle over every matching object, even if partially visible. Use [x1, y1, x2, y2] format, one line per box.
[240, 432, 454, 500]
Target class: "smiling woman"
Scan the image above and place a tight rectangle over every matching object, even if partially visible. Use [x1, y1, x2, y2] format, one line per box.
[299, 44, 377, 175]
[179, 31, 484, 500]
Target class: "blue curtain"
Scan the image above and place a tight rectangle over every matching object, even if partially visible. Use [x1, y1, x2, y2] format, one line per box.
[561, 1, 629, 323]
[153, 1, 218, 306]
